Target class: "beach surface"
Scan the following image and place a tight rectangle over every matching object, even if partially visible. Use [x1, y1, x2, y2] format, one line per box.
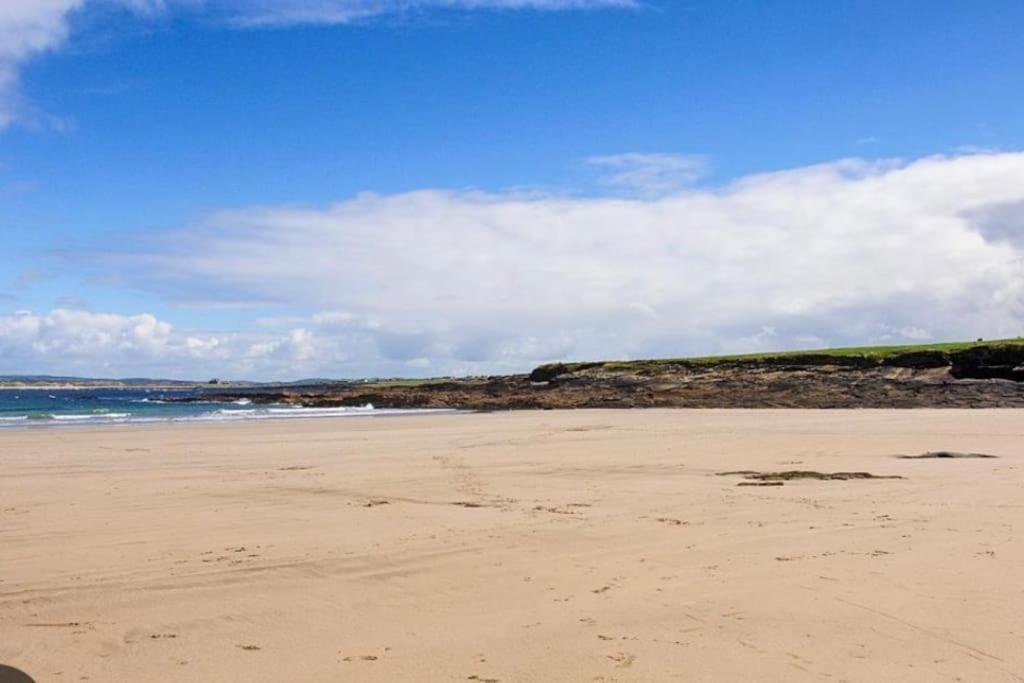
[2, 409, 1023, 682]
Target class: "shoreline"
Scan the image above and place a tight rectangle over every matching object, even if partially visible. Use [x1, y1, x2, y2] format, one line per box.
[4, 403, 1023, 432]
[0, 407, 458, 431]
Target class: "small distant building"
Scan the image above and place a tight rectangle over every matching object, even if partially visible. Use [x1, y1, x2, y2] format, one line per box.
[208, 378, 222, 385]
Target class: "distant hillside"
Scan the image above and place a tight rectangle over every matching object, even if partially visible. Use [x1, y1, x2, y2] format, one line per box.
[0, 375, 357, 390]
[0, 375, 208, 389]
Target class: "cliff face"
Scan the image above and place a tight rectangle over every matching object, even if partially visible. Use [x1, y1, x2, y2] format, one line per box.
[192, 344, 1024, 410]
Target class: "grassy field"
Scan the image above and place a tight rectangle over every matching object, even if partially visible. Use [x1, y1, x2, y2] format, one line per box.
[538, 337, 1024, 375]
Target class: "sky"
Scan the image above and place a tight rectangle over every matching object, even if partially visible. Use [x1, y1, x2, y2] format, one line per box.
[1, 0, 1023, 380]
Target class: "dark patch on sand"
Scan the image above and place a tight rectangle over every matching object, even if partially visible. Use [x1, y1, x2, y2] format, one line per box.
[655, 517, 688, 525]
[533, 505, 582, 515]
[897, 451, 998, 459]
[0, 664, 36, 683]
[719, 470, 903, 482]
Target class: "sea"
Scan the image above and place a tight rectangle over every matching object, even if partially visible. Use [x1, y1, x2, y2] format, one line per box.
[0, 388, 449, 428]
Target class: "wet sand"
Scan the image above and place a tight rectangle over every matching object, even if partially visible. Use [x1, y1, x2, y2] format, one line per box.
[2, 409, 1023, 681]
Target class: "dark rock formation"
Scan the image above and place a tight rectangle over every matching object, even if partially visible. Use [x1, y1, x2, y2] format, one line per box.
[718, 470, 903, 481]
[178, 344, 1024, 411]
[897, 451, 998, 459]
[950, 346, 1024, 381]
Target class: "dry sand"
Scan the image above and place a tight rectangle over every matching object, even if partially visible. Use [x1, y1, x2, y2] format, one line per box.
[2, 409, 1023, 682]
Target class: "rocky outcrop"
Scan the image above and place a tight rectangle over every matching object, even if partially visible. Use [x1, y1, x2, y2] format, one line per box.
[949, 346, 1024, 381]
[182, 343, 1024, 410]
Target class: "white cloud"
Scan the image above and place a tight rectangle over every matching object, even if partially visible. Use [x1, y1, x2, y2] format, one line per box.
[588, 152, 708, 195]
[0, 0, 634, 129]
[0, 0, 84, 128]
[66, 151, 1024, 379]
[0, 308, 358, 379]
[0, 308, 169, 360]
[0, 0, 174, 129]
[222, 0, 637, 27]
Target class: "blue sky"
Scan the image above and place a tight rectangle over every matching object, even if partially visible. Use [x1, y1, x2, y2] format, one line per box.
[1, 0, 1024, 379]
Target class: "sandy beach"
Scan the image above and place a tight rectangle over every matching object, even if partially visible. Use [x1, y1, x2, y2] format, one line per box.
[2, 409, 1023, 682]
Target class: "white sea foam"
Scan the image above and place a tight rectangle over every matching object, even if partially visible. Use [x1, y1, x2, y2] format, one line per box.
[51, 412, 131, 421]
[265, 404, 374, 415]
[0, 402, 454, 428]
[188, 404, 446, 422]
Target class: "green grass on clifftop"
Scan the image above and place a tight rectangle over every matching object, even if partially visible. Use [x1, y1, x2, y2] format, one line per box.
[536, 337, 1024, 375]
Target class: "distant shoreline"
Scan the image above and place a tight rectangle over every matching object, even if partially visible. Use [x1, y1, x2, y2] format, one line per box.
[4, 338, 1023, 407]
[0, 383, 214, 391]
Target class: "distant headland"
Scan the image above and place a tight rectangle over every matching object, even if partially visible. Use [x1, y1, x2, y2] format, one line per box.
[153, 338, 1024, 410]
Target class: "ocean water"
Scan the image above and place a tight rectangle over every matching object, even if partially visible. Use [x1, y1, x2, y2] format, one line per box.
[0, 388, 449, 428]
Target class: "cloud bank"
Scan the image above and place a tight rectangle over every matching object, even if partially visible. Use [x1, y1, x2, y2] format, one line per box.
[26, 151, 1020, 379]
[0, 308, 353, 379]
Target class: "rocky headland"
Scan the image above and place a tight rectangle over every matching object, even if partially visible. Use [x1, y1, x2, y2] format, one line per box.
[186, 342, 1024, 410]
